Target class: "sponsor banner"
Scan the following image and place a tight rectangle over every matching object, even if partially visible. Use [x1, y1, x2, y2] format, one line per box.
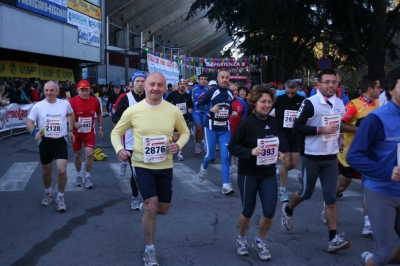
[203, 61, 247, 69]
[49, 0, 66, 7]
[67, 0, 100, 20]
[17, 0, 67, 23]
[0, 103, 33, 132]
[88, 16, 101, 33]
[0, 60, 75, 81]
[0, 0, 18, 7]
[67, 8, 88, 28]
[230, 75, 248, 80]
[78, 27, 100, 47]
[147, 54, 179, 86]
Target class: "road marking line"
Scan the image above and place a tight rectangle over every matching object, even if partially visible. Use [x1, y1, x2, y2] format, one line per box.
[109, 163, 132, 193]
[174, 163, 219, 192]
[0, 162, 39, 191]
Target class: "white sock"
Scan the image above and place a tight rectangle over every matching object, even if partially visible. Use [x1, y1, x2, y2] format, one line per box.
[85, 172, 90, 178]
[364, 216, 370, 227]
[58, 192, 64, 198]
[45, 187, 52, 193]
[280, 187, 286, 192]
[223, 183, 230, 187]
[145, 245, 155, 252]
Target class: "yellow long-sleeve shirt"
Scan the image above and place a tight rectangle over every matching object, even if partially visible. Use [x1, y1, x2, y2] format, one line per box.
[111, 100, 190, 169]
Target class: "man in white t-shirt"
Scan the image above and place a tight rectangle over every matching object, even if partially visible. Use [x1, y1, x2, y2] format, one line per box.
[26, 81, 75, 212]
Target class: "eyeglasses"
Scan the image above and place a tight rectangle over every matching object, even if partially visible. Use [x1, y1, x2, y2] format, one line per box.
[321, 80, 338, 85]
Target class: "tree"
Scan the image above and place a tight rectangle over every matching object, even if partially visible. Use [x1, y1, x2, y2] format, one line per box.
[187, 0, 400, 83]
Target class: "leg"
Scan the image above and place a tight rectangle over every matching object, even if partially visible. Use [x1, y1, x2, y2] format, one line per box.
[142, 196, 159, 245]
[84, 147, 94, 173]
[319, 158, 339, 231]
[336, 174, 352, 196]
[55, 159, 68, 193]
[42, 163, 53, 189]
[258, 175, 278, 238]
[289, 152, 300, 169]
[237, 175, 258, 236]
[218, 130, 231, 184]
[74, 149, 82, 173]
[279, 152, 291, 188]
[364, 187, 400, 265]
[203, 128, 217, 168]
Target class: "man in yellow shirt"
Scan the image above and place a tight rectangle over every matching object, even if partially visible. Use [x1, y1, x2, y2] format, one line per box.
[111, 72, 189, 266]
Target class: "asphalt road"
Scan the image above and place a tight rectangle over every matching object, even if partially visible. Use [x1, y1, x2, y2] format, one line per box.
[0, 116, 396, 266]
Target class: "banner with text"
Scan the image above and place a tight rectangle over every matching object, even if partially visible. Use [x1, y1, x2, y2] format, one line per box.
[17, 0, 67, 23]
[0, 60, 75, 81]
[67, 0, 100, 20]
[147, 54, 179, 85]
[203, 61, 247, 69]
[78, 27, 100, 47]
[0, 103, 33, 132]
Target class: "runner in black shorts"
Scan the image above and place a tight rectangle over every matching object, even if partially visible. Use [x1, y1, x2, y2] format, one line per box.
[272, 80, 305, 202]
[26, 81, 75, 212]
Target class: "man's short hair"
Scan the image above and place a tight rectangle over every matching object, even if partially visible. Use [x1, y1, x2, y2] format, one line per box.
[284, 80, 299, 89]
[385, 67, 400, 100]
[360, 75, 379, 94]
[318, 69, 336, 82]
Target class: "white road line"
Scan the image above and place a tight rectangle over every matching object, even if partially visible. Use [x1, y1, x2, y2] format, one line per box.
[209, 164, 238, 181]
[0, 162, 39, 191]
[173, 163, 220, 193]
[109, 163, 132, 193]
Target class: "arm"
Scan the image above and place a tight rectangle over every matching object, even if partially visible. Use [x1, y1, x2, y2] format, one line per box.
[292, 99, 318, 135]
[228, 119, 253, 159]
[347, 114, 393, 179]
[340, 88, 350, 105]
[195, 89, 213, 112]
[112, 96, 129, 124]
[187, 96, 193, 114]
[97, 113, 103, 138]
[68, 112, 75, 143]
[170, 109, 190, 153]
[111, 108, 134, 155]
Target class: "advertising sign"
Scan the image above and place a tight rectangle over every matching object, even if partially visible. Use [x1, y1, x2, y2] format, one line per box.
[17, 0, 67, 23]
[0, 103, 33, 132]
[67, 0, 101, 20]
[78, 27, 100, 47]
[67, 8, 88, 28]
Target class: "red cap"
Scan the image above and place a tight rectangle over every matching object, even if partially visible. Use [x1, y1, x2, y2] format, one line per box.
[77, 80, 90, 89]
[278, 82, 284, 85]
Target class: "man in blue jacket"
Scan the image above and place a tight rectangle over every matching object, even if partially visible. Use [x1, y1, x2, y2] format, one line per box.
[347, 68, 400, 266]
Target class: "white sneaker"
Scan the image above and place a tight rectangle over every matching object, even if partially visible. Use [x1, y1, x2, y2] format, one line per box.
[177, 152, 185, 161]
[198, 164, 207, 182]
[195, 144, 202, 155]
[75, 176, 82, 187]
[84, 176, 93, 189]
[130, 197, 140, 210]
[360, 251, 373, 265]
[119, 161, 128, 176]
[281, 203, 293, 231]
[222, 183, 234, 195]
[56, 196, 67, 212]
[361, 225, 373, 237]
[327, 232, 352, 252]
[216, 143, 220, 151]
[143, 248, 159, 266]
[41, 191, 53, 206]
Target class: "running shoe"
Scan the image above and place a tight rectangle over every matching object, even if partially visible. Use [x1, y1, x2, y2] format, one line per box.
[198, 164, 207, 182]
[177, 152, 185, 161]
[236, 237, 249, 256]
[222, 183, 234, 195]
[84, 176, 93, 189]
[139, 202, 144, 214]
[56, 196, 67, 212]
[281, 203, 293, 231]
[195, 144, 202, 155]
[321, 202, 327, 223]
[278, 188, 289, 202]
[131, 197, 140, 210]
[327, 232, 352, 253]
[216, 143, 220, 151]
[42, 191, 53, 206]
[143, 248, 159, 266]
[75, 176, 83, 187]
[202, 141, 207, 153]
[211, 158, 216, 162]
[361, 226, 373, 237]
[360, 251, 373, 265]
[229, 167, 232, 175]
[252, 238, 271, 261]
[119, 161, 128, 176]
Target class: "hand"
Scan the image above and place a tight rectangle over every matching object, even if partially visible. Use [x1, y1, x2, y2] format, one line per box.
[209, 104, 219, 113]
[339, 134, 346, 151]
[320, 124, 337, 134]
[187, 108, 193, 114]
[278, 152, 284, 161]
[251, 146, 262, 156]
[68, 132, 75, 143]
[231, 111, 238, 118]
[98, 128, 104, 138]
[168, 139, 180, 155]
[34, 132, 42, 141]
[75, 121, 82, 129]
[117, 149, 131, 162]
[391, 166, 400, 182]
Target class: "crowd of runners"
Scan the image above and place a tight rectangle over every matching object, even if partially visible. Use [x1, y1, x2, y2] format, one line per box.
[24, 68, 400, 266]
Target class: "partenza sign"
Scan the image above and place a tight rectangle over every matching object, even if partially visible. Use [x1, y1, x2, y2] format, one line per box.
[204, 61, 247, 69]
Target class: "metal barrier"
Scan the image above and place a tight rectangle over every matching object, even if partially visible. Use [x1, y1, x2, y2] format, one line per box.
[0, 129, 12, 141]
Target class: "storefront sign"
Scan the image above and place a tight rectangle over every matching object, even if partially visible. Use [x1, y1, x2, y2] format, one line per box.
[17, 0, 67, 23]
[67, 0, 100, 20]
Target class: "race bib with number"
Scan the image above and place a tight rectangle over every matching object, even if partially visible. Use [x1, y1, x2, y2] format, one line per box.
[45, 117, 62, 138]
[78, 117, 92, 133]
[215, 108, 229, 120]
[257, 137, 279, 165]
[283, 110, 297, 128]
[321, 114, 341, 141]
[176, 103, 187, 114]
[142, 135, 167, 163]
